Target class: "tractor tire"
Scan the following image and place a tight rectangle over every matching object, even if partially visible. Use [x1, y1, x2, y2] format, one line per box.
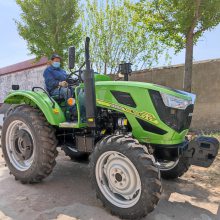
[160, 156, 191, 180]
[90, 135, 162, 220]
[0, 103, 12, 115]
[62, 146, 89, 162]
[1, 105, 58, 183]
[3, 104, 19, 120]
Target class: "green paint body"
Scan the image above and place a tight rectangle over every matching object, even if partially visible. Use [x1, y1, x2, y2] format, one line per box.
[4, 77, 193, 146]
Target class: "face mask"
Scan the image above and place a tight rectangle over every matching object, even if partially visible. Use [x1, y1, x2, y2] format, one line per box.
[52, 62, 60, 68]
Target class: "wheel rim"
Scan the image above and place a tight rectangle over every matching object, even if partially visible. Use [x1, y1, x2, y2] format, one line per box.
[67, 146, 78, 153]
[95, 151, 141, 208]
[5, 120, 35, 171]
[159, 159, 179, 171]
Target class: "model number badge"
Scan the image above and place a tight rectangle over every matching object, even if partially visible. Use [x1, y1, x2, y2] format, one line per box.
[97, 99, 158, 125]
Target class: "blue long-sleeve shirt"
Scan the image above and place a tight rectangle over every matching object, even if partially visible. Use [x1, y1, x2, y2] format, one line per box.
[43, 66, 67, 92]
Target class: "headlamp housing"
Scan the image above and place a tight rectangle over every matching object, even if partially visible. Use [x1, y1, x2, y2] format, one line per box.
[160, 93, 192, 110]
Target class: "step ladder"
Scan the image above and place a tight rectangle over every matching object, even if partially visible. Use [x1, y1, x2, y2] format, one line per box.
[59, 122, 78, 128]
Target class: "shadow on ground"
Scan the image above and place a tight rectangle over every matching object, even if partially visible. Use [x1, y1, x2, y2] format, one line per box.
[0, 150, 219, 220]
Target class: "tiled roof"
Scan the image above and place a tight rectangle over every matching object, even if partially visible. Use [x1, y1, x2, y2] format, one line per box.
[0, 57, 48, 76]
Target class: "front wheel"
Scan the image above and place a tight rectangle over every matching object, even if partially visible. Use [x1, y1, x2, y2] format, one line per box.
[90, 135, 162, 220]
[160, 156, 191, 179]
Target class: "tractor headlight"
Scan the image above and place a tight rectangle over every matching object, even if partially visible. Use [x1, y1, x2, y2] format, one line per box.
[160, 93, 192, 110]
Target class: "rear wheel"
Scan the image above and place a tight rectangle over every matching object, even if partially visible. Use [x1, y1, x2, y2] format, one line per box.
[160, 156, 190, 179]
[1, 105, 58, 183]
[90, 135, 162, 219]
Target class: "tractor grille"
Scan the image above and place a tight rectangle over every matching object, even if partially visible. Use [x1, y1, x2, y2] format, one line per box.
[149, 90, 194, 133]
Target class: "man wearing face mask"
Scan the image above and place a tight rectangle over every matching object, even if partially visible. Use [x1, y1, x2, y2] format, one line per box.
[43, 54, 72, 100]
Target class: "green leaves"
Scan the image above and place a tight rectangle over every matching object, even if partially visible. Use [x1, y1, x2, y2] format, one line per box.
[130, 0, 220, 52]
[129, 0, 220, 91]
[15, 0, 82, 64]
[81, 0, 167, 74]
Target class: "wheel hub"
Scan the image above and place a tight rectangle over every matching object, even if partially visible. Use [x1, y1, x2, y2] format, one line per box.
[109, 167, 128, 190]
[14, 129, 33, 160]
[5, 120, 35, 171]
[96, 151, 141, 208]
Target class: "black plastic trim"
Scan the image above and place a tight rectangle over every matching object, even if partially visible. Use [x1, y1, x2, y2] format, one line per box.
[111, 91, 136, 108]
[149, 90, 194, 133]
[136, 118, 167, 135]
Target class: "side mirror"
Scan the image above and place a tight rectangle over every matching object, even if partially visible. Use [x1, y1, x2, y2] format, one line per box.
[68, 46, 75, 69]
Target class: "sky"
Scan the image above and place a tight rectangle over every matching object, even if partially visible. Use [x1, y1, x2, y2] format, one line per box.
[0, 0, 220, 69]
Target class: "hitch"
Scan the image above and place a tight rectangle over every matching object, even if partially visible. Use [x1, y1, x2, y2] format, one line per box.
[184, 136, 219, 167]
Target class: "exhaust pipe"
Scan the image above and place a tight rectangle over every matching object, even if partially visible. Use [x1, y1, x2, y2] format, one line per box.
[84, 37, 96, 128]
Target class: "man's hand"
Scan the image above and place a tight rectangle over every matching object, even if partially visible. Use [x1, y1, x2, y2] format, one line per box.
[59, 81, 68, 87]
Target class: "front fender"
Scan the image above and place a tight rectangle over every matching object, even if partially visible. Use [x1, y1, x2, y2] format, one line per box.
[4, 90, 65, 126]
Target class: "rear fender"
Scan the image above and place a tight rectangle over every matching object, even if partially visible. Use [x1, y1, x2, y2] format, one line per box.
[4, 91, 65, 126]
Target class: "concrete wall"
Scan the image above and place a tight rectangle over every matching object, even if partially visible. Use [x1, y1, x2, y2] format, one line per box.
[129, 59, 220, 131]
[0, 58, 220, 131]
[0, 65, 46, 103]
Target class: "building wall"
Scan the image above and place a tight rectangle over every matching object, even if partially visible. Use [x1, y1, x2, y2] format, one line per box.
[0, 65, 46, 103]
[129, 59, 220, 131]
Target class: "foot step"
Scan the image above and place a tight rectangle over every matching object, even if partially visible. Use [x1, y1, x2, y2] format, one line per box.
[59, 122, 78, 128]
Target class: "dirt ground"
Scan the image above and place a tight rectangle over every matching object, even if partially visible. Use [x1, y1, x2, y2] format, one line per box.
[0, 151, 219, 220]
[0, 129, 219, 220]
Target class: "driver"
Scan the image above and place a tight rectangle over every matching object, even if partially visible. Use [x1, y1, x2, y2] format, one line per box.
[43, 54, 72, 100]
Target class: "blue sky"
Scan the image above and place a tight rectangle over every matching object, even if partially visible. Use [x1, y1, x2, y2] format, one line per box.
[0, 0, 220, 68]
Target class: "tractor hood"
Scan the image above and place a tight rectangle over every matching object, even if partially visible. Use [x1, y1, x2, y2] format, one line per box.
[95, 80, 196, 145]
[95, 81, 196, 104]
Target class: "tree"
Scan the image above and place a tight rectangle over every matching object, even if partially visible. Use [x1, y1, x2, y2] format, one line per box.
[82, 0, 168, 74]
[130, 0, 220, 92]
[16, 0, 82, 63]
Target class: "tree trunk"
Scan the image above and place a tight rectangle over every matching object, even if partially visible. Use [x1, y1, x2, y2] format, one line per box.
[183, 0, 201, 92]
[183, 33, 194, 92]
[104, 62, 107, 75]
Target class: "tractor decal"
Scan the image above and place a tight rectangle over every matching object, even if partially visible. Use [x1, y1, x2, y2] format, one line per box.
[97, 99, 159, 125]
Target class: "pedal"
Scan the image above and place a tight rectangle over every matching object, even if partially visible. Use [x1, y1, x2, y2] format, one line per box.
[59, 122, 78, 128]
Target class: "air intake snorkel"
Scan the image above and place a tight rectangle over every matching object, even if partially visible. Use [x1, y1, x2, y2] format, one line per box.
[84, 37, 96, 128]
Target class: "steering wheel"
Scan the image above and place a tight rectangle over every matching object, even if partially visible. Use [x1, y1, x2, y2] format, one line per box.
[66, 62, 85, 84]
[66, 77, 79, 86]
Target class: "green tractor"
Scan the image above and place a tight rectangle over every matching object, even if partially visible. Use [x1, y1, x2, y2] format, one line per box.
[1, 38, 219, 219]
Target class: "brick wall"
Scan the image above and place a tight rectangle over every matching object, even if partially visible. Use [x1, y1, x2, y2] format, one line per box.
[0, 66, 46, 103]
[0, 58, 47, 103]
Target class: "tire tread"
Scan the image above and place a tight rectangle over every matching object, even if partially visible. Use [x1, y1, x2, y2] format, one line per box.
[2, 104, 58, 183]
[90, 135, 162, 220]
